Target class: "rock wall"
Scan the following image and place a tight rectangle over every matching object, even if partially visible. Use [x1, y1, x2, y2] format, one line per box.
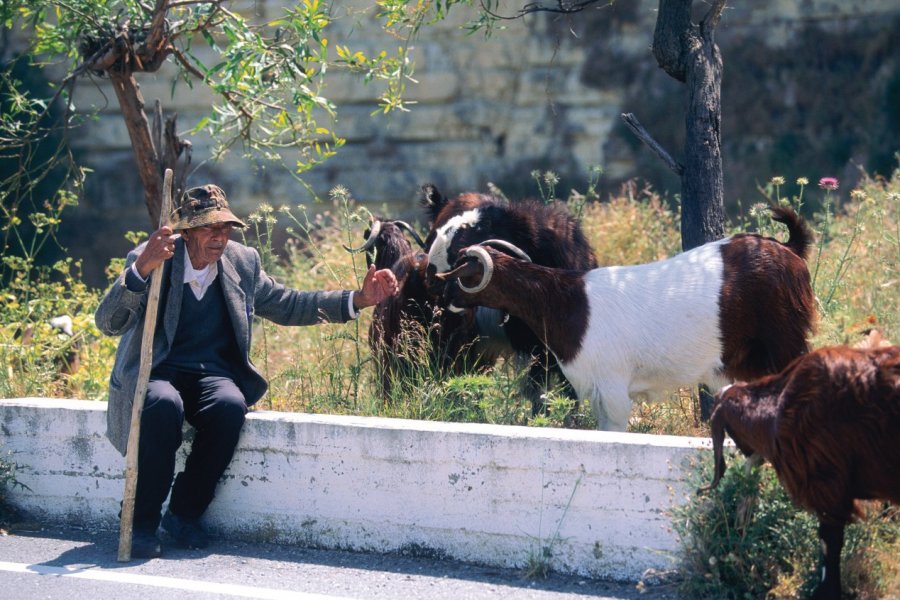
[11, 1, 900, 286]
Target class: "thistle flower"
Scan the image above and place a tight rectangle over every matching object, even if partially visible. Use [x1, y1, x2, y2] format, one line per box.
[796, 177, 809, 186]
[850, 189, 866, 201]
[770, 176, 785, 186]
[749, 202, 769, 218]
[818, 177, 839, 191]
[329, 185, 351, 202]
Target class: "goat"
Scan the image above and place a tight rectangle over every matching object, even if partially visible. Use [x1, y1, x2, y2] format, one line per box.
[432, 206, 816, 431]
[422, 184, 599, 414]
[345, 219, 500, 397]
[702, 345, 900, 600]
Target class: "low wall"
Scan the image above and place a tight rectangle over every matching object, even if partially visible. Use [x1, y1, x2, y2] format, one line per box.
[0, 398, 711, 581]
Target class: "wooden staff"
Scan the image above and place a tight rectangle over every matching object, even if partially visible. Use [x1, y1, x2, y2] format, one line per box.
[118, 168, 174, 561]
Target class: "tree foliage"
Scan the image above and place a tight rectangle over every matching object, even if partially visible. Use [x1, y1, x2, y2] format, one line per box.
[1, 0, 441, 223]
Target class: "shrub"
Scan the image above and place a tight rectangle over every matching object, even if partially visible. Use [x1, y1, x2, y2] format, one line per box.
[674, 453, 820, 599]
[675, 451, 900, 599]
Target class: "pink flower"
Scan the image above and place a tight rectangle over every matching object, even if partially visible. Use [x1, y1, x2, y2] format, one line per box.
[818, 177, 839, 191]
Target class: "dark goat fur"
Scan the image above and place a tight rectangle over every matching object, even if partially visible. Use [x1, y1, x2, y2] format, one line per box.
[422, 184, 598, 413]
[719, 205, 815, 380]
[706, 345, 900, 600]
[361, 220, 496, 397]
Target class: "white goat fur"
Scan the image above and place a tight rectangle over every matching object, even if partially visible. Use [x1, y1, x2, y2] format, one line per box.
[559, 239, 732, 430]
[429, 209, 481, 273]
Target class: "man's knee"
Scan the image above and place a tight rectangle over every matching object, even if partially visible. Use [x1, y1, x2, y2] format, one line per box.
[144, 380, 185, 428]
[204, 382, 248, 430]
[214, 393, 247, 427]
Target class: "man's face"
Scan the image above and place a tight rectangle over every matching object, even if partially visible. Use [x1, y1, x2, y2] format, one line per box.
[181, 223, 234, 269]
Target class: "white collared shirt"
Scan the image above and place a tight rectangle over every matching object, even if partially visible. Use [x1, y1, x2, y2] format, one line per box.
[182, 249, 217, 300]
[129, 245, 218, 300]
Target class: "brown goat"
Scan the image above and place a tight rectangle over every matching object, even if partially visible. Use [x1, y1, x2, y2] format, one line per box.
[423, 183, 599, 414]
[704, 345, 900, 600]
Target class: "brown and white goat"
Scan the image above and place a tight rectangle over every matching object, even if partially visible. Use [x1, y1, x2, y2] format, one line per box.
[704, 345, 900, 600]
[432, 206, 816, 431]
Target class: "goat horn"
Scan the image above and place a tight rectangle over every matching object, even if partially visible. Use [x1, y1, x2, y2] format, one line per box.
[478, 239, 532, 262]
[458, 245, 493, 294]
[342, 220, 383, 253]
[394, 220, 427, 250]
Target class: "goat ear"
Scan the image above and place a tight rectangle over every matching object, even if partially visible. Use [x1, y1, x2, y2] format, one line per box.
[420, 183, 446, 221]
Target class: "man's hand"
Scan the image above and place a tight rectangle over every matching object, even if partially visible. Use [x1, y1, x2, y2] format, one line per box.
[353, 265, 399, 310]
[134, 226, 179, 279]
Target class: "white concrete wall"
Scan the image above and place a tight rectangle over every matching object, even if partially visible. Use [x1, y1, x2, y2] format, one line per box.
[0, 398, 711, 581]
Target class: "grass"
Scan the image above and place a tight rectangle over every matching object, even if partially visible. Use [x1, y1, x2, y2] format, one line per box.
[1, 169, 896, 425]
[1, 167, 898, 593]
[676, 451, 900, 600]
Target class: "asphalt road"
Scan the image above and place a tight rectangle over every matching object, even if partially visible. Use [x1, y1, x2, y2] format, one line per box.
[0, 522, 681, 600]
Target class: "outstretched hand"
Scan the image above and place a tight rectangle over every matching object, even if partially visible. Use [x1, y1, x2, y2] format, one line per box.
[353, 265, 399, 310]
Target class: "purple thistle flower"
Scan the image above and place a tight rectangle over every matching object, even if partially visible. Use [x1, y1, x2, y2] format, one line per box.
[818, 177, 839, 191]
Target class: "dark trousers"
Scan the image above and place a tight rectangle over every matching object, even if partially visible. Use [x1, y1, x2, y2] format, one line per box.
[132, 367, 247, 532]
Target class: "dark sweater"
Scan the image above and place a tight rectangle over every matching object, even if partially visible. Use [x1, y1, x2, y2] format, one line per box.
[159, 279, 241, 377]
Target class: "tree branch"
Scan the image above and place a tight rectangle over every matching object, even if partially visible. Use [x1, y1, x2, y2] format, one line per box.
[479, 0, 614, 20]
[140, 0, 170, 59]
[621, 112, 684, 176]
[652, 0, 693, 82]
[701, 0, 727, 34]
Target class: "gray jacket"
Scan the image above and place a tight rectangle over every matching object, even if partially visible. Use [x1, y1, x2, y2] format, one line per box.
[95, 237, 352, 455]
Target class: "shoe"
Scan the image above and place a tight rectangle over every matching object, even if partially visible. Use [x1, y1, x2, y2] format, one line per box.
[131, 529, 162, 559]
[161, 509, 209, 549]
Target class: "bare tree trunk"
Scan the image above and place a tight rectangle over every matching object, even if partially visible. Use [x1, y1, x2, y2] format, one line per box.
[109, 71, 163, 226]
[78, 1, 184, 227]
[652, 0, 726, 250]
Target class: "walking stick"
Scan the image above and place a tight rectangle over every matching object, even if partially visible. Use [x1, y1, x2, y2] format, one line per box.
[118, 168, 174, 561]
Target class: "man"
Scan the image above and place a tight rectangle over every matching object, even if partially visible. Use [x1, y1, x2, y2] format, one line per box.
[95, 184, 398, 558]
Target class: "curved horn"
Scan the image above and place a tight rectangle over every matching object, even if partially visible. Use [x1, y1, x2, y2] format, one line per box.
[342, 220, 383, 253]
[479, 239, 532, 262]
[394, 220, 427, 250]
[457, 245, 494, 294]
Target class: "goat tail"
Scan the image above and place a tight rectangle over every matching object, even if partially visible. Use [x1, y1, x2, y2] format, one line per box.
[698, 407, 728, 495]
[769, 205, 814, 260]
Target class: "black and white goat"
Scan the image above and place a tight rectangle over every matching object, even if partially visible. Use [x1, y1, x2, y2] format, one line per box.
[432, 206, 816, 431]
[345, 219, 499, 397]
[703, 344, 900, 600]
[423, 184, 599, 413]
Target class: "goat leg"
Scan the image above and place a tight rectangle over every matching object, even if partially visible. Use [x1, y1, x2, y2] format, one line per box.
[811, 520, 845, 600]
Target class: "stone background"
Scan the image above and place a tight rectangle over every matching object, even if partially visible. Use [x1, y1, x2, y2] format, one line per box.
[7, 1, 900, 286]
